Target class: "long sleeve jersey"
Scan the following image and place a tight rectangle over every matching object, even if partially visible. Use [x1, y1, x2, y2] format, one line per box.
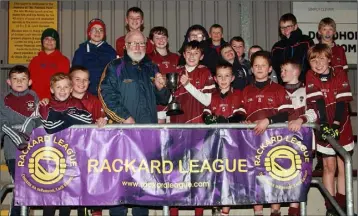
[0, 89, 41, 160]
[39, 96, 92, 134]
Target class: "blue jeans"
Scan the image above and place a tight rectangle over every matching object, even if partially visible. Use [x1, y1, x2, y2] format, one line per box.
[6, 159, 29, 216]
[109, 205, 149, 216]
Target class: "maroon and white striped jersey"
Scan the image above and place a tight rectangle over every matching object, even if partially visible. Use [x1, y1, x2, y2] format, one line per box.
[240, 80, 294, 122]
[285, 82, 317, 123]
[169, 65, 215, 123]
[306, 68, 354, 154]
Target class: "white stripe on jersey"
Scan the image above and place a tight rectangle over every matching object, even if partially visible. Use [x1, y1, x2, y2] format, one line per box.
[42, 121, 64, 129]
[233, 108, 246, 114]
[202, 84, 216, 91]
[306, 91, 323, 99]
[317, 141, 355, 155]
[278, 104, 294, 111]
[336, 92, 352, 99]
[343, 65, 348, 69]
[203, 109, 212, 114]
[2, 125, 22, 144]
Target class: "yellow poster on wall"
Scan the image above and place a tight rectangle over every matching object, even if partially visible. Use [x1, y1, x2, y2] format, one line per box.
[8, 1, 58, 64]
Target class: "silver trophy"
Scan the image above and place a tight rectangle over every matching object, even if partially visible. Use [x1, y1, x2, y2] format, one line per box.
[166, 72, 184, 116]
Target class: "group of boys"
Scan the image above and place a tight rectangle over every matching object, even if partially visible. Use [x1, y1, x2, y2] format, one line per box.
[0, 5, 354, 216]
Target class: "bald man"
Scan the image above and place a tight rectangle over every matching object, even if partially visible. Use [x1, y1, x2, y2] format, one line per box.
[98, 30, 169, 216]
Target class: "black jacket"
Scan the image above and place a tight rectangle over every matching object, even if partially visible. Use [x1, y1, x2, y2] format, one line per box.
[206, 38, 228, 53]
[178, 25, 219, 75]
[271, 28, 314, 84]
[98, 54, 170, 123]
[218, 54, 250, 90]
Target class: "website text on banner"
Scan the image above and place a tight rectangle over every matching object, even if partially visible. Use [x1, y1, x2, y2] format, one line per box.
[15, 127, 313, 206]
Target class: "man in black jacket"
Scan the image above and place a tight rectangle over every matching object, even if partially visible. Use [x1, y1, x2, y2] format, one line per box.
[271, 13, 314, 84]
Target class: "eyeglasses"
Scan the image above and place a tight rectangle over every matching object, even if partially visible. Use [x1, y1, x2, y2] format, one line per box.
[280, 25, 294, 30]
[126, 42, 146, 48]
[90, 28, 104, 34]
[189, 34, 204, 39]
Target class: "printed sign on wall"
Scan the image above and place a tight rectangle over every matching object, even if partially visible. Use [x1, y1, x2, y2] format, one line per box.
[293, 2, 357, 64]
[8, 1, 58, 64]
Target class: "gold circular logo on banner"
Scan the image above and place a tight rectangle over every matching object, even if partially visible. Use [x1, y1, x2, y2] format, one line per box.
[28, 147, 67, 185]
[264, 146, 302, 181]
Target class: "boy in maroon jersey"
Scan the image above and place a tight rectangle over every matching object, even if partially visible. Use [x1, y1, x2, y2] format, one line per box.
[203, 62, 245, 216]
[315, 17, 350, 172]
[168, 40, 216, 124]
[148, 26, 179, 123]
[281, 59, 317, 216]
[318, 17, 348, 72]
[240, 51, 293, 216]
[70, 65, 107, 128]
[115, 7, 154, 57]
[168, 41, 215, 216]
[306, 44, 354, 216]
[203, 61, 245, 125]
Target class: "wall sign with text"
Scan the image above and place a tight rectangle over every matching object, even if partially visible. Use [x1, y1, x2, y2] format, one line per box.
[293, 2, 357, 64]
[8, 1, 58, 64]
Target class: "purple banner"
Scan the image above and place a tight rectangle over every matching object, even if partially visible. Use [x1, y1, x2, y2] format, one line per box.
[15, 127, 313, 206]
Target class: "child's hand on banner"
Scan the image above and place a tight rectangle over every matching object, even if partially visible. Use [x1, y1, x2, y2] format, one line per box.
[288, 118, 304, 132]
[254, 118, 269, 135]
[96, 117, 107, 128]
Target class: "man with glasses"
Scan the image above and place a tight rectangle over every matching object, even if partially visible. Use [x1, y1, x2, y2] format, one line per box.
[271, 13, 314, 85]
[99, 30, 169, 216]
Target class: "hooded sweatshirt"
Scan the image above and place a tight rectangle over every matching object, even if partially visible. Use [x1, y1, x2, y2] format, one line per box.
[29, 50, 70, 99]
[178, 25, 219, 75]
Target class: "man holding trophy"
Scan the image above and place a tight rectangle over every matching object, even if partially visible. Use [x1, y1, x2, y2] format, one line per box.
[99, 30, 170, 126]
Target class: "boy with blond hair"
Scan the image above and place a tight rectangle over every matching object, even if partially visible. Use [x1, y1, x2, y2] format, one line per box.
[39, 72, 92, 134]
[306, 44, 354, 216]
[318, 17, 348, 72]
[39, 72, 92, 216]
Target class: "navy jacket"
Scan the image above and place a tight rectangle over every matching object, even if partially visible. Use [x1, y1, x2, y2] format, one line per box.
[72, 41, 117, 95]
[98, 54, 170, 123]
[271, 28, 314, 84]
